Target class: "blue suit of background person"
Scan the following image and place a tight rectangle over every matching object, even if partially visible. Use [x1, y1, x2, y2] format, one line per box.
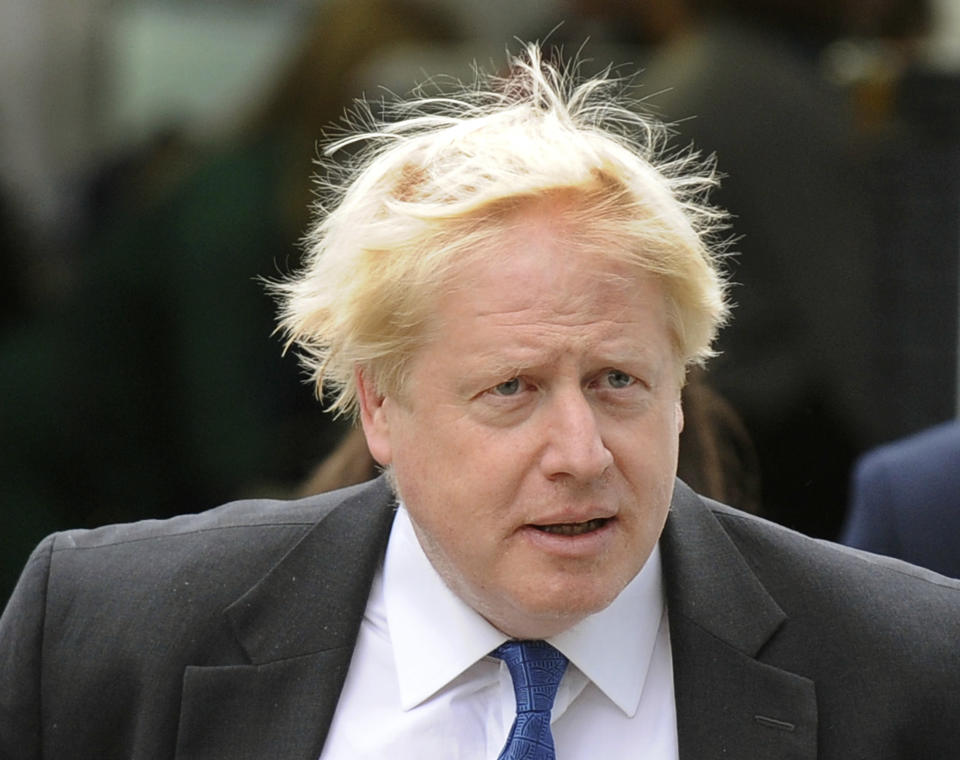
[842, 420, 960, 578]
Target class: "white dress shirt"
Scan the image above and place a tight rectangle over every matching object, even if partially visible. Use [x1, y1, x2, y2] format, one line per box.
[319, 505, 679, 759]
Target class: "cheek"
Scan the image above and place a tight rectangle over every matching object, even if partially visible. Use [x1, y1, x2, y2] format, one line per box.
[608, 412, 679, 480]
[390, 416, 489, 507]
[432, 415, 536, 482]
[396, 429, 534, 550]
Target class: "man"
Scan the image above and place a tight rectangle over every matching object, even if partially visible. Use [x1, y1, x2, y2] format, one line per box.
[842, 419, 960, 578]
[1, 45, 958, 759]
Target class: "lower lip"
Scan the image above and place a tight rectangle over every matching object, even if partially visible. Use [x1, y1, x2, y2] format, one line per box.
[519, 518, 617, 558]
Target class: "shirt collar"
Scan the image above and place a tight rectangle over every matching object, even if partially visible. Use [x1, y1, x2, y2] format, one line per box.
[383, 503, 665, 716]
[550, 541, 665, 716]
[384, 505, 506, 710]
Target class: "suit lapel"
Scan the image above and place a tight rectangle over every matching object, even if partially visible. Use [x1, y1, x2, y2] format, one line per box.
[174, 478, 396, 760]
[661, 481, 818, 760]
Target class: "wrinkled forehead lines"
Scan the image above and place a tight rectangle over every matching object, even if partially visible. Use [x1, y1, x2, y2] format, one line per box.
[433, 254, 677, 353]
[441, 240, 653, 320]
[454, 282, 645, 335]
[438, 188, 645, 285]
[397, 266, 686, 400]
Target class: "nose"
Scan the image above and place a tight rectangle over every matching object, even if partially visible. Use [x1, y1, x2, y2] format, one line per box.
[539, 388, 614, 482]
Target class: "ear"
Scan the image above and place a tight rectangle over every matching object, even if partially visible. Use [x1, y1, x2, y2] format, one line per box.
[675, 399, 685, 435]
[356, 366, 394, 466]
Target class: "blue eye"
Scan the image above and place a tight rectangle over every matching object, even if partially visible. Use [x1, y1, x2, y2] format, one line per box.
[606, 370, 634, 388]
[493, 378, 522, 396]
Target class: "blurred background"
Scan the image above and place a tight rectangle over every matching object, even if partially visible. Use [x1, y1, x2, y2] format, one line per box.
[2, 0, 959, 604]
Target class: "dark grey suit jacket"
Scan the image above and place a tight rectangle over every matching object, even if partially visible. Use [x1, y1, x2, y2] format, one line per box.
[1, 478, 958, 759]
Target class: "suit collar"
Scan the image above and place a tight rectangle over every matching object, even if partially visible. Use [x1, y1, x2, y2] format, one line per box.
[224, 476, 396, 664]
[661, 480, 817, 760]
[661, 480, 786, 655]
[175, 477, 397, 760]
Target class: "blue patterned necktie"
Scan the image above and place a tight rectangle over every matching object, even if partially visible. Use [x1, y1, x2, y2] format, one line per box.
[492, 640, 569, 760]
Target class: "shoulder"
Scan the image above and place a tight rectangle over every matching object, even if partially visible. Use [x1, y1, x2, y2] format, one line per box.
[35, 479, 390, 612]
[52, 478, 377, 552]
[704, 499, 960, 747]
[849, 422, 960, 533]
[676, 489, 960, 752]
[857, 420, 960, 479]
[0, 479, 394, 757]
[708, 497, 959, 590]
[706, 498, 960, 638]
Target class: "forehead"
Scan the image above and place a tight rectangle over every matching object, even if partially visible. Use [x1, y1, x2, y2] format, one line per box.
[450, 197, 636, 290]
[425, 207, 677, 367]
[444, 200, 656, 316]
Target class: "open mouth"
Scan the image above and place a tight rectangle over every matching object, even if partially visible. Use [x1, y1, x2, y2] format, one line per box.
[533, 518, 609, 536]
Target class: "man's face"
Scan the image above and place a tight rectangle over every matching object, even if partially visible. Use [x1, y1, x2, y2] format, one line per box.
[358, 201, 683, 639]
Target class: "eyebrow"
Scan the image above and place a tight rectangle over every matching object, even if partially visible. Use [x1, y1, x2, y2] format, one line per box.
[456, 342, 666, 391]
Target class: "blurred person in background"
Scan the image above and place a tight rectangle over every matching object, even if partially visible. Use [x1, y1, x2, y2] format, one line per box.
[842, 418, 960, 578]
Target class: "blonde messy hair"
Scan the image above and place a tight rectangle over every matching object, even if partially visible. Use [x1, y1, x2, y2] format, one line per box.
[273, 43, 730, 418]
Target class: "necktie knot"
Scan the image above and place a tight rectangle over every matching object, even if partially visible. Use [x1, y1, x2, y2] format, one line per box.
[491, 640, 568, 760]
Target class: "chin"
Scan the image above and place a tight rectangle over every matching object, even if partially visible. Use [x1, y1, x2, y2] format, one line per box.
[495, 588, 621, 639]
